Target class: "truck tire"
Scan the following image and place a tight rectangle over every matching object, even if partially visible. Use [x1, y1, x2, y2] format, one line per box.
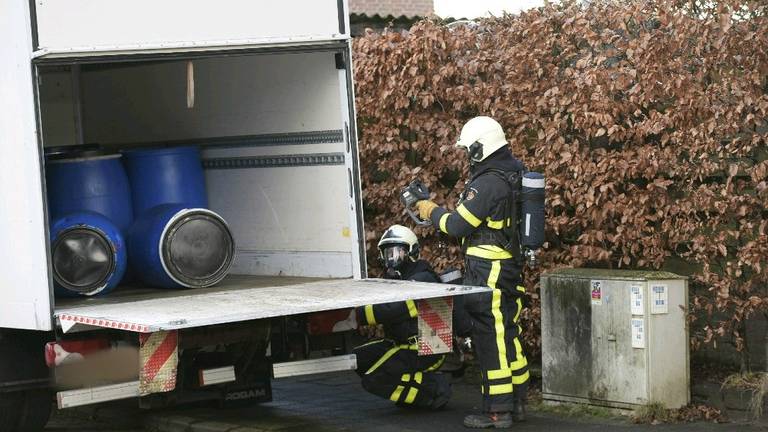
[0, 390, 52, 432]
[0, 391, 24, 430]
[0, 331, 53, 431]
[17, 389, 53, 431]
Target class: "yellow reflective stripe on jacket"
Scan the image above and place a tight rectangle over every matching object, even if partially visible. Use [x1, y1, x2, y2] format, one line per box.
[466, 246, 513, 260]
[488, 383, 514, 395]
[513, 370, 531, 385]
[390, 385, 405, 402]
[486, 218, 504, 229]
[439, 213, 450, 234]
[516, 285, 526, 294]
[364, 305, 376, 325]
[404, 387, 419, 403]
[514, 297, 523, 323]
[487, 368, 512, 380]
[485, 218, 511, 229]
[456, 204, 482, 227]
[402, 373, 411, 382]
[414, 371, 423, 384]
[406, 300, 418, 318]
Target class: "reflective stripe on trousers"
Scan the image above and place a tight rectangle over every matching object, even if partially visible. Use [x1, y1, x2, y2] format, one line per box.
[389, 371, 423, 403]
[462, 256, 523, 412]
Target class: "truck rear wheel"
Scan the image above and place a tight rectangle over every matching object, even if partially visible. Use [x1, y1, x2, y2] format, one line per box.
[0, 391, 24, 429]
[0, 332, 53, 431]
[18, 389, 53, 431]
[0, 389, 52, 432]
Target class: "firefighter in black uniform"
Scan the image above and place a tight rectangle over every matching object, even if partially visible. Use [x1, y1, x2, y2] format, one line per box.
[415, 116, 530, 428]
[352, 225, 452, 409]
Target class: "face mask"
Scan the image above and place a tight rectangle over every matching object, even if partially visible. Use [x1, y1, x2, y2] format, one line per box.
[381, 245, 408, 270]
[467, 141, 483, 162]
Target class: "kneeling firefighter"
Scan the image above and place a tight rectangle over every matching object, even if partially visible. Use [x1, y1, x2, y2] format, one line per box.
[352, 225, 452, 409]
[414, 116, 545, 428]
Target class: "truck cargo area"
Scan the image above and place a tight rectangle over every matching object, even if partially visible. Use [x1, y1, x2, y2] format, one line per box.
[37, 47, 371, 326]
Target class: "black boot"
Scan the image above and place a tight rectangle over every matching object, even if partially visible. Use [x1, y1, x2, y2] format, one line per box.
[512, 399, 527, 422]
[463, 412, 513, 428]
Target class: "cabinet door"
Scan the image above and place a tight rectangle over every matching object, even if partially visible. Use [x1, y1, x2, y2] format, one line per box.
[541, 277, 595, 399]
[0, 1, 52, 330]
[590, 280, 648, 405]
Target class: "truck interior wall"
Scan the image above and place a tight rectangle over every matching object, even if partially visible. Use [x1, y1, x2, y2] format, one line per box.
[38, 68, 78, 147]
[38, 51, 358, 279]
[79, 52, 342, 142]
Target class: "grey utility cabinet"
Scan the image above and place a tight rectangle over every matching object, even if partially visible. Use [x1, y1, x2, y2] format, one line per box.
[541, 268, 689, 409]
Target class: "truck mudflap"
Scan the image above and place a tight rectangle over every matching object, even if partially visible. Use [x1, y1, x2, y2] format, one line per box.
[54, 276, 489, 334]
[138, 331, 178, 396]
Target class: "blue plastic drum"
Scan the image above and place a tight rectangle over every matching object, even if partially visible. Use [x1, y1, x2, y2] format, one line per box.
[127, 204, 235, 289]
[46, 154, 133, 231]
[121, 147, 208, 217]
[50, 212, 127, 296]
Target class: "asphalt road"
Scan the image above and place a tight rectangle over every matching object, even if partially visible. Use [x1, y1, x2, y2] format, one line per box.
[46, 371, 768, 432]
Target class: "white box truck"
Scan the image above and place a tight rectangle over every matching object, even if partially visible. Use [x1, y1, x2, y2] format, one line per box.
[0, 2, 485, 429]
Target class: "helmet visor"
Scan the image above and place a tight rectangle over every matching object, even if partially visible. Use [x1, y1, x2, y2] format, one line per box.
[381, 244, 408, 269]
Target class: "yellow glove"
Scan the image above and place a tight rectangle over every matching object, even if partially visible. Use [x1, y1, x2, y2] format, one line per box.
[415, 200, 438, 220]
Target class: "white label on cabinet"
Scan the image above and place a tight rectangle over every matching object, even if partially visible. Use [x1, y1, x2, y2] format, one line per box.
[631, 318, 645, 349]
[630, 285, 644, 315]
[651, 284, 668, 314]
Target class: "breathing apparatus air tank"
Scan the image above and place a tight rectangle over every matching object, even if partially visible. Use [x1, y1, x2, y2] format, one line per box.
[520, 172, 545, 266]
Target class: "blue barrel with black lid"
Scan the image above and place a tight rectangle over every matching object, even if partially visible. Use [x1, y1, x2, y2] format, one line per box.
[50, 211, 127, 296]
[121, 146, 208, 217]
[45, 152, 133, 231]
[127, 204, 235, 289]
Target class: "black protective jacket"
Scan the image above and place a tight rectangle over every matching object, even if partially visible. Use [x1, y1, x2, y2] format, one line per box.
[356, 260, 438, 342]
[429, 149, 526, 260]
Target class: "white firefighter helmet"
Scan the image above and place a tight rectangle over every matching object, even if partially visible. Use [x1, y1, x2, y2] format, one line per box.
[455, 116, 508, 162]
[377, 225, 420, 268]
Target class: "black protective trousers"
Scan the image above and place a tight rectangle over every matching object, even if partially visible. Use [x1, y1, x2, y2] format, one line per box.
[352, 339, 450, 408]
[463, 256, 530, 413]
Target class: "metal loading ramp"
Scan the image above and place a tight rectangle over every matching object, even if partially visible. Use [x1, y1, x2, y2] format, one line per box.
[54, 275, 489, 333]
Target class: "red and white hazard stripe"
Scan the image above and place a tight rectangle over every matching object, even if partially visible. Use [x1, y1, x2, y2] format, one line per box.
[417, 297, 453, 355]
[139, 330, 178, 395]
